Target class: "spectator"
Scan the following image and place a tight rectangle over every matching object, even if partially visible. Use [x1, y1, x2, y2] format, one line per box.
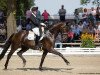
[0, 9, 4, 24]
[83, 20, 88, 28]
[97, 21, 100, 31]
[94, 24, 99, 42]
[73, 24, 81, 40]
[17, 24, 22, 32]
[58, 5, 66, 22]
[67, 28, 74, 43]
[26, 8, 32, 23]
[25, 8, 32, 30]
[88, 13, 95, 26]
[0, 25, 6, 41]
[26, 8, 32, 20]
[36, 7, 42, 21]
[70, 21, 75, 32]
[55, 33, 62, 48]
[91, 7, 96, 16]
[90, 7, 96, 26]
[74, 9, 80, 24]
[87, 22, 95, 34]
[82, 8, 88, 22]
[42, 10, 50, 23]
[96, 7, 100, 21]
[78, 21, 84, 35]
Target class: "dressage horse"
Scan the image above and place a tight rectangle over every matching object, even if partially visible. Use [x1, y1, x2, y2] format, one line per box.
[0, 22, 70, 70]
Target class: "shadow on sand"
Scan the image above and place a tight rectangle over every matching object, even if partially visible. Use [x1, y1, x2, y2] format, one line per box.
[15, 67, 74, 72]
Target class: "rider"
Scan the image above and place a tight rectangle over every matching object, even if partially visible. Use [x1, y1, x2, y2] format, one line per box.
[30, 6, 46, 49]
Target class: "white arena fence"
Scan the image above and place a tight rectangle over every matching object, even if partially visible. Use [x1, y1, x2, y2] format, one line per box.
[0, 47, 100, 55]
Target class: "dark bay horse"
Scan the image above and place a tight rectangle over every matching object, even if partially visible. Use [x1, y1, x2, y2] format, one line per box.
[0, 22, 70, 70]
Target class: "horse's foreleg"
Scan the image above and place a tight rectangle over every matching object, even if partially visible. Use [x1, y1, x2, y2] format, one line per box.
[39, 51, 48, 70]
[17, 46, 29, 67]
[49, 48, 70, 65]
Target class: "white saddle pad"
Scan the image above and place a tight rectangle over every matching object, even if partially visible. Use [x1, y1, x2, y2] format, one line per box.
[27, 31, 35, 40]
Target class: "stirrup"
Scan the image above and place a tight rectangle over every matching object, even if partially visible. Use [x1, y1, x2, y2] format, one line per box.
[39, 43, 43, 51]
[39, 47, 43, 51]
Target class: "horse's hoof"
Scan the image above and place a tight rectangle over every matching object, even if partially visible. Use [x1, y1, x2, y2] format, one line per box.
[66, 62, 70, 65]
[39, 67, 43, 71]
[23, 63, 26, 67]
[4, 67, 7, 70]
[65, 60, 70, 65]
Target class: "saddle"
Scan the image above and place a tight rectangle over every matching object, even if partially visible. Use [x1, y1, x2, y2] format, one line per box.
[27, 30, 45, 50]
[27, 31, 35, 40]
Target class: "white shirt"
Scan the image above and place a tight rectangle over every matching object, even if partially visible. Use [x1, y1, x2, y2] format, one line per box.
[97, 25, 100, 31]
[91, 10, 96, 16]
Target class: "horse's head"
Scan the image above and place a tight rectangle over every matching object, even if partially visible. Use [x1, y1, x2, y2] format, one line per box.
[59, 22, 68, 34]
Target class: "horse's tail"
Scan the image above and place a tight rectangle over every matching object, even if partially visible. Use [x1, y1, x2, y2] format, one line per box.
[0, 33, 14, 60]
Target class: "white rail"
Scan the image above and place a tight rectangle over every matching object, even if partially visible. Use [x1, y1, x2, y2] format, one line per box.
[0, 47, 100, 55]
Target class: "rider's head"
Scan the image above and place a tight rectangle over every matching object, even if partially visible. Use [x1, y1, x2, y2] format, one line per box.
[31, 6, 38, 15]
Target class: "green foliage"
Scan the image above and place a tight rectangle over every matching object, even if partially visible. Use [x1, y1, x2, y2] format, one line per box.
[81, 38, 95, 48]
[81, 33, 95, 48]
[80, 0, 89, 5]
[0, 0, 7, 12]
[77, 7, 83, 13]
[16, 0, 35, 17]
[80, 0, 100, 6]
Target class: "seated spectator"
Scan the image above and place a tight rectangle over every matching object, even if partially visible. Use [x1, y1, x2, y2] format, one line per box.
[82, 26, 89, 34]
[87, 22, 95, 34]
[94, 28, 99, 42]
[83, 19, 88, 28]
[96, 7, 100, 21]
[95, 21, 100, 41]
[73, 24, 81, 40]
[26, 8, 32, 23]
[70, 21, 75, 32]
[97, 21, 100, 31]
[78, 21, 84, 35]
[55, 33, 62, 48]
[67, 29, 74, 43]
[0, 9, 4, 24]
[0, 26, 6, 41]
[88, 13, 95, 26]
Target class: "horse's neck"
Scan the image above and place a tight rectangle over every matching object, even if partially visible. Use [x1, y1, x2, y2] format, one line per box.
[48, 22, 64, 39]
[47, 29, 59, 39]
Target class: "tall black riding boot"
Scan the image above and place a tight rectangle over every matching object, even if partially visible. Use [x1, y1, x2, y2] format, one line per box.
[35, 35, 41, 50]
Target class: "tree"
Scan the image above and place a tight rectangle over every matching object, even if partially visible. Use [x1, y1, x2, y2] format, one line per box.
[0, 0, 35, 38]
[80, 0, 100, 7]
[7, 0, 17, 38]
[16, 0, 35, 17]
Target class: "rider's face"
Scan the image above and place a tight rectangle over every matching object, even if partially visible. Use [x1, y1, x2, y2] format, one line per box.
[33, 11, 37, 15]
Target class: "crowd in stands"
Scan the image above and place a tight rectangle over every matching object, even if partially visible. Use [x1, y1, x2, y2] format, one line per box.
[55, 6, 100, 48]
[0, 5, 100, 45]
[64, 6, 100, 45]
[0, 9, 6, 42]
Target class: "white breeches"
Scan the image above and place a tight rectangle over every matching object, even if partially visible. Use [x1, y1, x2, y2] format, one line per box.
[32, 27, 40, 36]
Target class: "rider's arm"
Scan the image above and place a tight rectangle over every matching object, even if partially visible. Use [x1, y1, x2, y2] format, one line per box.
[30, 15, 40, 26]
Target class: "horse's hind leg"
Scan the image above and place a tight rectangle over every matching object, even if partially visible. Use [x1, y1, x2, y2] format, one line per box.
[49, 48, 70, 65]
[39, 51, 48, 70]
[17, 46, 29, 67]
[4, 44, 19, 69]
